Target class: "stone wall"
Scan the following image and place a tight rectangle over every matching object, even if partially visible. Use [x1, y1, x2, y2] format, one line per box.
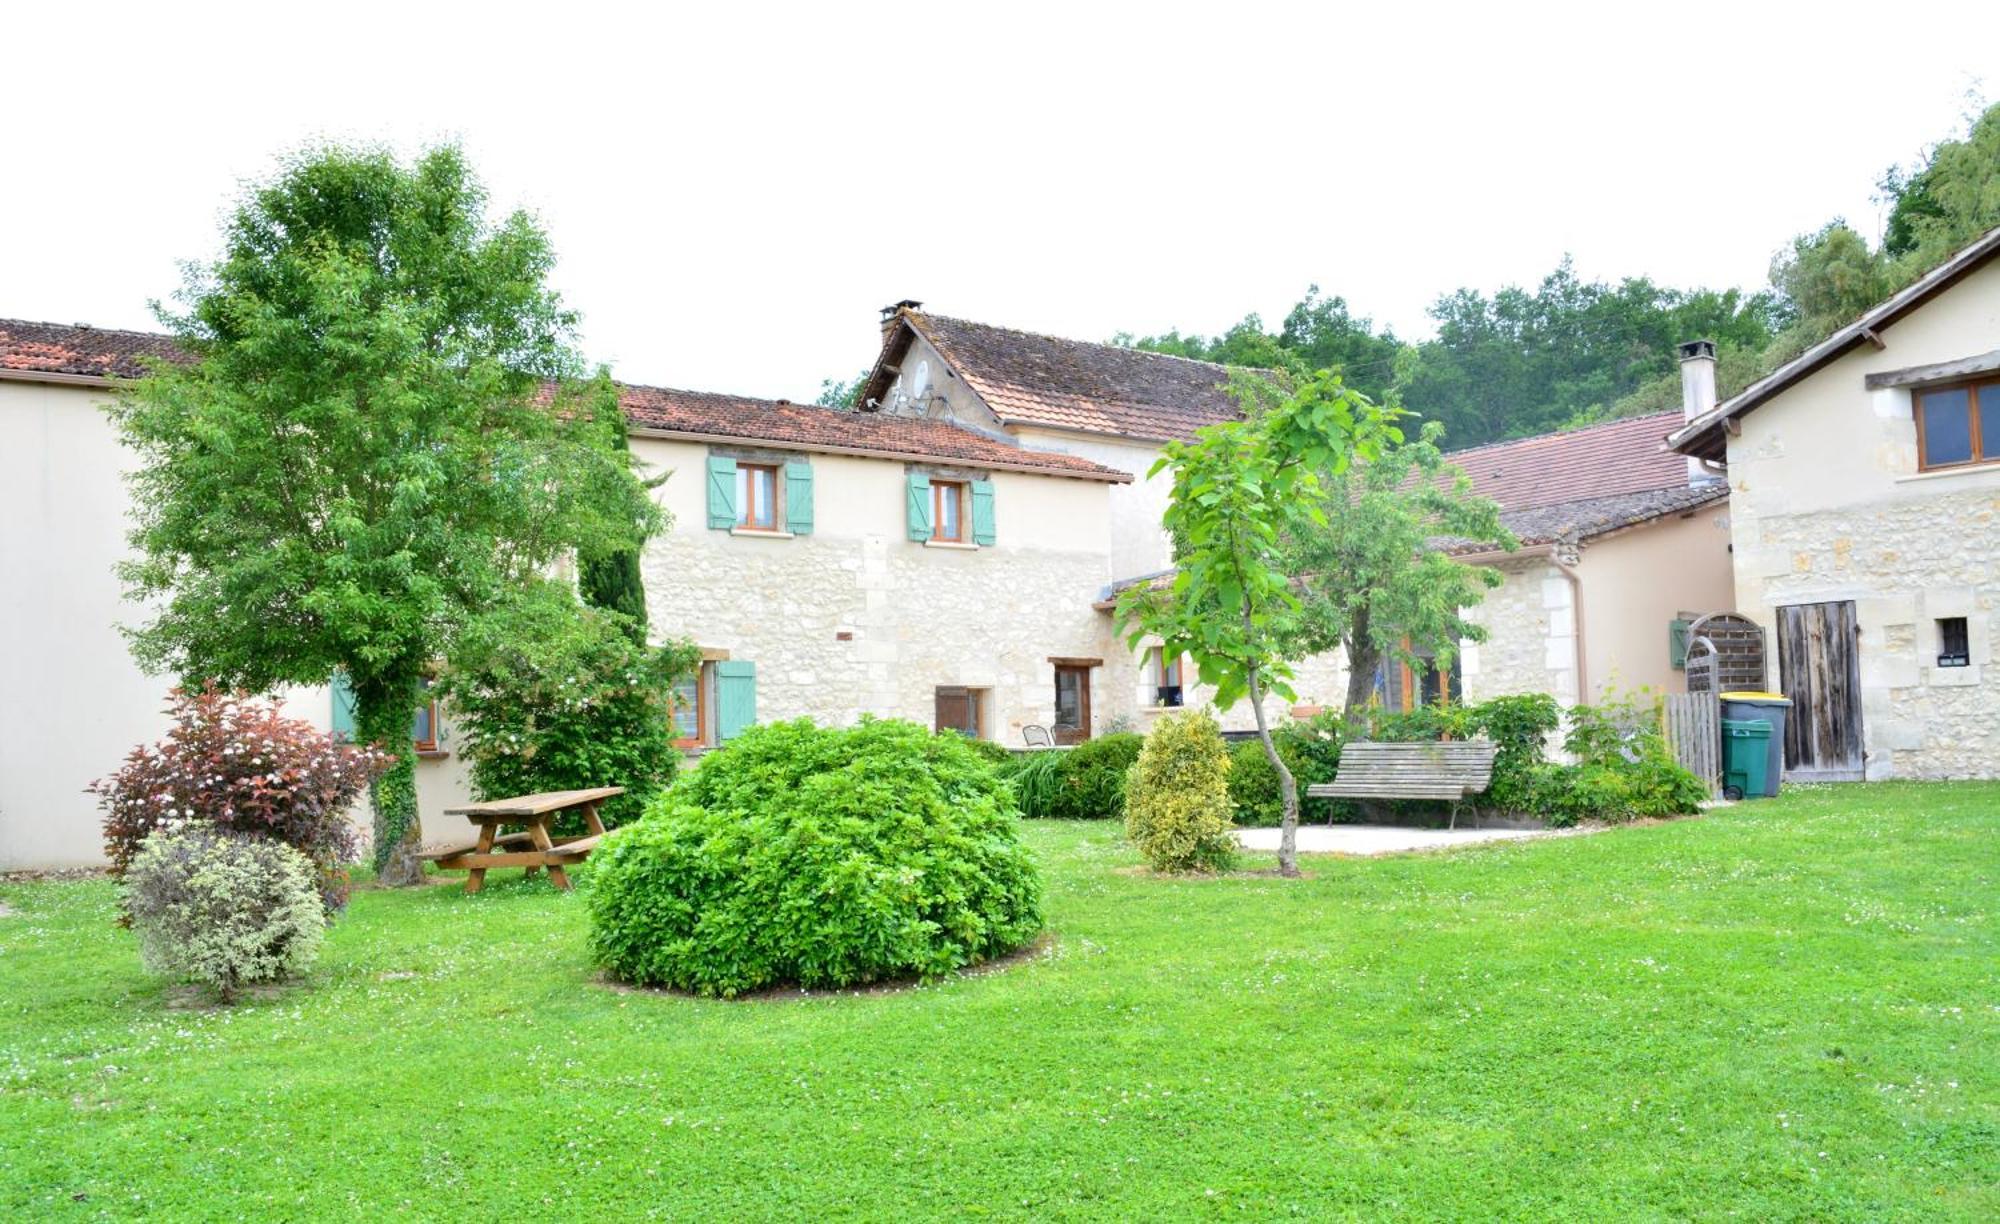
[1460, 558, 1577, 707]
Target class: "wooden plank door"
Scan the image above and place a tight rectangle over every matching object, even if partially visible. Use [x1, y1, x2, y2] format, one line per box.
[1052, 665, 1092, 746]
[1775, 601, 1865, 781]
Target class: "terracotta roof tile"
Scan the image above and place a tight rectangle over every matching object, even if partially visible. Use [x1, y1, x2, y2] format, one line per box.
[0, 317, 187, 380]
[618, 384, 1130, 481]
[1443, 483, 1730, 554]
[0, 319, 1126, 482]
[891, 312, 1241, 441]
[1443, 411, 1692, 512]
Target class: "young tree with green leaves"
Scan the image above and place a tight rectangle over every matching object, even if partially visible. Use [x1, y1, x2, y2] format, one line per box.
[1277, 421, 1514, 718]
[1116, 368, 1395, 877]
[109, 144, 660, 886]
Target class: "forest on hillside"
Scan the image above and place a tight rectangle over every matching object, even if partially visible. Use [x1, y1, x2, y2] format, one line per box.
[1113, 100, 2000, 449]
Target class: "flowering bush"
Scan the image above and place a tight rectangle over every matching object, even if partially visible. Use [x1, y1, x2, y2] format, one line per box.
[439, 582, 700, 833]
[125, 825, 326, 1001]
[89, 685, 390, 915]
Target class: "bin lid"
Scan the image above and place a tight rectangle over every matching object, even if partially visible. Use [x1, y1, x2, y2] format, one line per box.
[1720, 691, 1791, 704]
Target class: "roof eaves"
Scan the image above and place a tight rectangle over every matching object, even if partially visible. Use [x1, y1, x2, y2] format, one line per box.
[1668, 222, 2000, 457]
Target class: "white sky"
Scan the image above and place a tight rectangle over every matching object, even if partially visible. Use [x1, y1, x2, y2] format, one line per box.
[3, 2, 1995, 401]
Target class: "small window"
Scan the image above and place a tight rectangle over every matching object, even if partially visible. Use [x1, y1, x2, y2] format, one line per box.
[935, 686, 982, 738]
[1938, 617, 1970, 668]
[736, 463, 780, 530]
[1149, 647, 1184, 707]
[670, 666, 708, 748]
[1916, 381, 2000, 471]
[412, 678, 440, 753]
[932, 480, 966, 542]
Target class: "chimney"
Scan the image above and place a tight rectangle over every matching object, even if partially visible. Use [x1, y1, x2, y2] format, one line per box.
[1677, 339, 1720, 485]
[879, 299, 923, 337]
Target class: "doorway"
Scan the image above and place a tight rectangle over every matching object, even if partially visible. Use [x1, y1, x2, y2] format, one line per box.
[1052, 664, 1092, 745]
[1775, 600, 1865, 781]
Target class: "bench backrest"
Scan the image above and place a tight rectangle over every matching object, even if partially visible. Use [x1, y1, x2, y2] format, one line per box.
[1310, 740, 1499, 800]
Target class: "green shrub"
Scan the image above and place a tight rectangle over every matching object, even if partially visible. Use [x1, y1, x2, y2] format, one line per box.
[1005, 749, 1067, 818]
[439, 581, 701, 833]
[1229, 714, 1352, 826]
[1047, 732, 1145, 820]
[948, 732, 1014, 768]
[1467, 693, 1562, 810]
[124, 826, 327, 1001]
[1125, 712, 1235, 873]
[584, 719, 1043, 996]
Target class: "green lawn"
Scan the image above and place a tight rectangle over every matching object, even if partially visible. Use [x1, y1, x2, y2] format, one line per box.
[2, 784, 1995, 1220]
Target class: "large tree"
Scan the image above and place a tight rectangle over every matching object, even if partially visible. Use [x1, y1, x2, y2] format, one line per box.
[110, 144, 659, 886]
[1116, 367, 1395, 877]
[1277, 422, 1513, 718]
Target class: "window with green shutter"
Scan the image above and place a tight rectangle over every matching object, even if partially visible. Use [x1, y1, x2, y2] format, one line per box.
[905, 472, 932, 541]
[706, 455, 738, 529]
[715, 660, 757, 741]
[784, 460, 814, 535]
[970, 478, 995, 545]
[330, 671, 357, 742]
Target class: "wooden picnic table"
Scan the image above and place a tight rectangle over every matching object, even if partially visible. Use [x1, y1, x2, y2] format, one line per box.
[427, 787, 624, 894]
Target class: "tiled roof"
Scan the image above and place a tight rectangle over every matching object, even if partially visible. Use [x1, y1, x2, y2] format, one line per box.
[1441, 410, 1692, 513]
[618, 384, 1131, 481]
[1444, 482, 1730, 555]
[0, 318, 1126, 481]
[876, 310, 1242, 441]
[0, 318, 187, 380]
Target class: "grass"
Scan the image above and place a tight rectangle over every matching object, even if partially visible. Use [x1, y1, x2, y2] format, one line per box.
[2, 783, 1995, 1220]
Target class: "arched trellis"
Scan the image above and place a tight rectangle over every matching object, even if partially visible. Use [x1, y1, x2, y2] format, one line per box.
[1684, 612, 1767, 694]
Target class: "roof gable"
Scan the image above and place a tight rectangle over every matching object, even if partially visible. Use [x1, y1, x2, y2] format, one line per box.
[866, 310, 1241, 441]
[1669, 222, 2000, 460]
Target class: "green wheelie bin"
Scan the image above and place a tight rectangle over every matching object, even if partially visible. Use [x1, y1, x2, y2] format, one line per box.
[1721, 719, 1773, 800]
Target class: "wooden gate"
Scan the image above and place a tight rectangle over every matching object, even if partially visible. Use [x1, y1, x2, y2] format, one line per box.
[1775, 601, 1865, 782]
[1663, 692, 1721, 795]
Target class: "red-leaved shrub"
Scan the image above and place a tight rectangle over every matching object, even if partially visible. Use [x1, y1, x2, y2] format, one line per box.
[88, 685, 392, 915]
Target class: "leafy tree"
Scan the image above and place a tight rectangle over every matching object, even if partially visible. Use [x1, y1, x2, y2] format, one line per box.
[1397, 261, 1782, 445]
[1765, 221, 1892, 360]
[1113, 287, 1402, 404]
[1116, 367, 1395, 876]
[1881, 100, 2000, 266]
[1279, 422, 1514, 718]
[577, 408, 651, 642]
[816, 369, 869, 408]
[109, 144, 660, 886]
[439, 581, 698, 831]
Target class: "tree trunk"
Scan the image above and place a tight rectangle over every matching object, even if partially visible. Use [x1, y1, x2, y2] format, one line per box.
[1343, 606, 1380, 723]
[354, 675, 425, 887]
[1245, 664, 1300, 878]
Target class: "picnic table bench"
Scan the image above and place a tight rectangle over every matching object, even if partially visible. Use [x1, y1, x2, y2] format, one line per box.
[425, 787, 623, 894]
[1305, 741, 1499, 828]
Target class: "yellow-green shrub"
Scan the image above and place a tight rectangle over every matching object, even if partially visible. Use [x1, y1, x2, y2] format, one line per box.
[1124, 712, 1235, 873]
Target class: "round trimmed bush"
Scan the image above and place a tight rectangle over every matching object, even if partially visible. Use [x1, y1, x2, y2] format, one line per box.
[1125, 712, 1236, 873]
[125, 825, 327, 1001]
[585, 719, 1044, 996]
[1046, 732, 1145, 819]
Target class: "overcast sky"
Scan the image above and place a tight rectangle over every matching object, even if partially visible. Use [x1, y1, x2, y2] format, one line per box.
[4, 2, 1994, 400]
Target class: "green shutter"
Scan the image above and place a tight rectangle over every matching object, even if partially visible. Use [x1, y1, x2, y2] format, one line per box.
[905, 472, 932, 541]
[784, 459, 814, 535]
[330, 671, 357, 742]
[715, 660, 757, 741]
[1669, 618, 1691, 670]
[706, 455, 738, 529]
[970, 478, 995, 546]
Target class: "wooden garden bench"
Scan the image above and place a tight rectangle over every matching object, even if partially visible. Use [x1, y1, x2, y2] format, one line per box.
[424, 786, 623, 894]
[1305, 741, 1499, 828]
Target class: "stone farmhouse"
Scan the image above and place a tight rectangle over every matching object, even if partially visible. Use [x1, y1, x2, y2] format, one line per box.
[1669, 225, 2000, 781]
[28, 247, 1991, 868]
